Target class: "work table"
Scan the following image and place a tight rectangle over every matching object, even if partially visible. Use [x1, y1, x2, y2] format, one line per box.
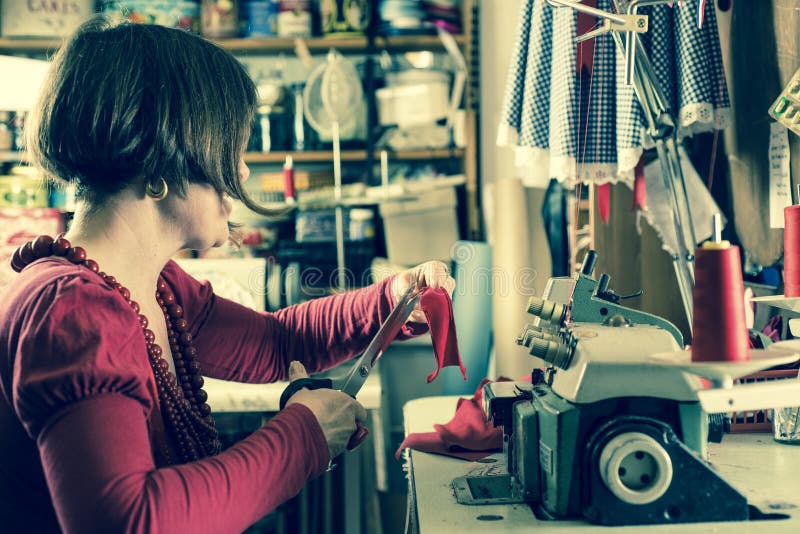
[404, 396, 800, 533]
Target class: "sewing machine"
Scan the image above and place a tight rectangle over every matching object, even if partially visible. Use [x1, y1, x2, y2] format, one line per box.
[452, 250, 799, 526]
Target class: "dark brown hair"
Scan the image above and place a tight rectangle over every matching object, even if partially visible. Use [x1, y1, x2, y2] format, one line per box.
[27, 16, 281, 216]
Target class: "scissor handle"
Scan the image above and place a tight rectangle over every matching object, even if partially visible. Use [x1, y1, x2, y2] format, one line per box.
[347, 423, 369, 450]
[279, 376, 369, 451]
[279, 377, 333, 410]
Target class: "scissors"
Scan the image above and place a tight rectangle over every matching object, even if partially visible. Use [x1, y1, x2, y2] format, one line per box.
[279, 279, 423, 450]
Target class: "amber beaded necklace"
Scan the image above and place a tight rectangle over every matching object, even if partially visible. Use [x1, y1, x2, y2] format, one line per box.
[11, 234, 220, 464]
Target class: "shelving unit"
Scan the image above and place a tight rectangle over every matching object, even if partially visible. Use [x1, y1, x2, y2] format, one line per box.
[0, 0, 482, 240]
[244, 148, 464, 164]
[0, 34, 464, 54]
[1, 148, 465, 165]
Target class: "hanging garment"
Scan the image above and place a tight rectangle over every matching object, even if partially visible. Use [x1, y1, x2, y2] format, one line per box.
[541, 178, 570, 276]
[497, 0, 730, 189]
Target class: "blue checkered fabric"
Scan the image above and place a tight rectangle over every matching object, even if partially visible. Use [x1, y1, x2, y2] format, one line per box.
[499, 0, 730, 185]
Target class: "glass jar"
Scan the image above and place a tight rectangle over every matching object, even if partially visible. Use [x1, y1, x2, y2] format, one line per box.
[348, 208, 375, 241]
[0, 111, 12, 151]
[201, 0, 240, 38]
[773, 372, 800, 444]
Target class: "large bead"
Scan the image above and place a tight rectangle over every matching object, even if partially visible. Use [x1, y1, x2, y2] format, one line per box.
[172, 319, 188, 332]
[52, 236, 71, 255]
[179, 332, 193, 345]
[157, 279, 167, 292]
[194, 389, 208, 403]
[138, 314, 148, 328]
[161, 293, 176, 305]
[10, 248, 25, 272]
[143, 329, 156, 343]
[83, 259, 100, 273]
[199, 403, 212, 416]
[66, 246, 86, 263]
[117, 286, 131, 300]
[31, 235, 54, 257]
[19, 242, 35, 264]
[191, 375, 205, 389]
[168, 304, 183, 318]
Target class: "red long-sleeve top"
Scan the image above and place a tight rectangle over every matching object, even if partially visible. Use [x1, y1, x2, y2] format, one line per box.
[0, 258, 424, 533]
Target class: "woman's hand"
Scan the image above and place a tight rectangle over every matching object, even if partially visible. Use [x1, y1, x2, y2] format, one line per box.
[391, 260, 456, 323]
[284, 361, 367, 459]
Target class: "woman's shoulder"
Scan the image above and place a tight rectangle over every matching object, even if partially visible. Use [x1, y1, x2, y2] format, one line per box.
[3, 258, 134, 318]
[1, 258, 141, 349]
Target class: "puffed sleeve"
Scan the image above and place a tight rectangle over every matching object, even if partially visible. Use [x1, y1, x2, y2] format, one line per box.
[160, 260, 428, 383]
[13, 276, 153, 440]
[11, 274, 331, 533]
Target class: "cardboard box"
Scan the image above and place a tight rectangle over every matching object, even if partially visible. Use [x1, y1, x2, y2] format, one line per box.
[378, 187, 458, 266]
[1, 0, 95, 38]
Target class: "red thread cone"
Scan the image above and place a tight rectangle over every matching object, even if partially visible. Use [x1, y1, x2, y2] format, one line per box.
[691, 245, 749, 362]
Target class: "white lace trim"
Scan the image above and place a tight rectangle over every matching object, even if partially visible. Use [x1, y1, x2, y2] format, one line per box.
[496, 123, 519, 147]
[499, 105, 730, 188]
[512, 146, 635, 188]
[618, 147, 644, 175]
[678, 105, 731, 137]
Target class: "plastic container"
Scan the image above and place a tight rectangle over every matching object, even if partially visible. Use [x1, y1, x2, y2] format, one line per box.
[728, 368, 800, 433]
[378, 187, 458, 266]
[376, 83, 449, 127]
[348, 208, 375, 240]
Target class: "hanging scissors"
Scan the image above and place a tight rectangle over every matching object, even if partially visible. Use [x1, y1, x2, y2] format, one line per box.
[279, 278, 424, 450]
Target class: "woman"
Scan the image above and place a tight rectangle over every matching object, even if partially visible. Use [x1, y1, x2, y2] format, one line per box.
[0, 17, 454, 533]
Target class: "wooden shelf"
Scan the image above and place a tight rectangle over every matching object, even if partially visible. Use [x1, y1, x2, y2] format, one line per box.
[0, 34, 464, 55]
[244, 148, 465, 164]
[1, 149, 464, 165]
[0, 150, 25, 163]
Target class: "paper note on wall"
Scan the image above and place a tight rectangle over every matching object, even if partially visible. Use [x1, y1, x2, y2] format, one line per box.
[769, 122, 792, 228]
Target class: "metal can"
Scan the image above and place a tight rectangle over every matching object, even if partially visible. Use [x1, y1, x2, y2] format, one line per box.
[321, 0, 369, 37]
[277, 0, 312, 38]
[241, 0, 279, 37]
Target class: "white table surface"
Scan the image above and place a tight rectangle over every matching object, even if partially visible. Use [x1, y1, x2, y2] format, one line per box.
[204, 369, 382, 413]
[404, 396, 800, 534]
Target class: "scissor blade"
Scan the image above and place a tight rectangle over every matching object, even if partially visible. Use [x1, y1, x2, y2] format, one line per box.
[339, 285, 421, 397]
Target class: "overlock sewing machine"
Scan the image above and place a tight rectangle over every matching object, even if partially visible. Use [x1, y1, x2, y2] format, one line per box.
[452, 250, 799, 526]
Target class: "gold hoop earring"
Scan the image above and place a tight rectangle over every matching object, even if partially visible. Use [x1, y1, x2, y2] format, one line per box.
[145, 177, 168, 200]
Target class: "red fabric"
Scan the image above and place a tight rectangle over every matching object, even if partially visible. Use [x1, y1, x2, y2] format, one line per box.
[632, 157, 647, 211]
[419, 287, 465, 383]
[598, 183, 611, 223]
[0, 258, 421, 533]
[396, 378, 506, 461]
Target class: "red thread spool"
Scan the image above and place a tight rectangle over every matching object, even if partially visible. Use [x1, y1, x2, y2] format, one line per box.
[783, 205, 800, 297]
[283, 155, 296, 204]
[691, 242, 750, 362]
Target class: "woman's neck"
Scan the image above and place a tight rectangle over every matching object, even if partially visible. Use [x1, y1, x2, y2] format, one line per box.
[64, 194, 182, 302]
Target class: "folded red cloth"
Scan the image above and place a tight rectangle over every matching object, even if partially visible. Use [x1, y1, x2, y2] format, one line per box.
[419, 287, 465, 383]
[395, 378, 505, 461]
